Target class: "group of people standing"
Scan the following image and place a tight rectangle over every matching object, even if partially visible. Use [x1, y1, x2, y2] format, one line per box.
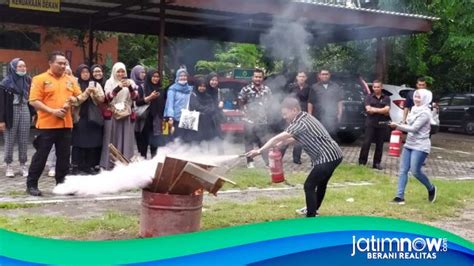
[0, 52, 223, 196]
[0, 52, 438, 210]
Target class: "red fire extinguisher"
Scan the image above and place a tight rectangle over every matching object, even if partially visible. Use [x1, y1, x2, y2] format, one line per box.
[268, 148, 285, 183]
[388, 129, 403, 157]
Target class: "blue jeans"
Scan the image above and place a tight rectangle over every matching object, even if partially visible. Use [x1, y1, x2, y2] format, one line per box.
[396, 147, 434, 199]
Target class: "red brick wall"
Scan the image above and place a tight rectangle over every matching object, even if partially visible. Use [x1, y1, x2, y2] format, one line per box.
[0, 24, 118, 77]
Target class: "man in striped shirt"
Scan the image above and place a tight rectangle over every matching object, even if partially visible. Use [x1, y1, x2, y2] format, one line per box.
[246, 97, 343, 217]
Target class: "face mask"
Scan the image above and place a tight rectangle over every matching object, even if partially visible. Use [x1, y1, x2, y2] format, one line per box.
[178, 80, 187, 85]
[16, 71, 27, 76]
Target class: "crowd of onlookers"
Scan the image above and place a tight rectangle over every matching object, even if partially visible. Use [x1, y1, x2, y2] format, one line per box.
[0, 51, 437, 202]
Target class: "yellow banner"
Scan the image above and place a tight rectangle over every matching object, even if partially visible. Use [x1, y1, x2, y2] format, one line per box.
[9, 0, 60, 13]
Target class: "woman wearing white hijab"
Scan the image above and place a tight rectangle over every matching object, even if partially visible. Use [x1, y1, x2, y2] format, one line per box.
[99, 62, 138, 169]
[389, 89, 437, 204]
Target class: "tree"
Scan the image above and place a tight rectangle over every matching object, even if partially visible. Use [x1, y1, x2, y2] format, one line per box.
[44, 28, 113, 66]
[195, 43, 267, 75]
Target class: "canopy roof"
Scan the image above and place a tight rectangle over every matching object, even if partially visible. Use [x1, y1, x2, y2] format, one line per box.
[0, 0, 437, 43]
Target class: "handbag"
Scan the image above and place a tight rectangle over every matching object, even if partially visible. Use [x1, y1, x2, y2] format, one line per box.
[88, 102, 105, 126]
[178, 95, 200, 131]
[134, 103, 150, 120]
[112, 102, 131, 120]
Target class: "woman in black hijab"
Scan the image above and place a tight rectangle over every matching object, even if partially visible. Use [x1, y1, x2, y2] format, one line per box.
[71, 64, 105, 174]
[135, 69, 165, 158]
[189, 78, 218, 144]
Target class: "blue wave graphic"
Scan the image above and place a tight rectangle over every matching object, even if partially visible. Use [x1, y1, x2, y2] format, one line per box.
[129, 231, 474, 266]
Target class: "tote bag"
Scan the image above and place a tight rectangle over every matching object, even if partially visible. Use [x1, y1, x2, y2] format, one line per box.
[178, 95, 200, 131]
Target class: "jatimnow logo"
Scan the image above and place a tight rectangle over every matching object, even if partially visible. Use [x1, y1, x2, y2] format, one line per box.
[351, 235, 448, 260]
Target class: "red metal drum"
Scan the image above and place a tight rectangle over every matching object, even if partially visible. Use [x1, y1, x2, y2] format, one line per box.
[140, 189, 203, 237]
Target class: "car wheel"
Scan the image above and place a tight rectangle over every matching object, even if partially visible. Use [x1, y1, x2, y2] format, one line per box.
[337, 132, 361, 144]
[464, 121, 474, 135]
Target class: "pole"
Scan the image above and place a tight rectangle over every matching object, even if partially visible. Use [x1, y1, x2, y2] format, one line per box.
[158, 0, 166, 75]
[88, 17, 94, 66]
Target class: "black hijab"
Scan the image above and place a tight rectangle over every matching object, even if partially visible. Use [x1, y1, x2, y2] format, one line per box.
[144, 69, 165, 118]
[206, 72, 219, 103]
[75, 64, 90, 92]
[90, 64, 105, 88]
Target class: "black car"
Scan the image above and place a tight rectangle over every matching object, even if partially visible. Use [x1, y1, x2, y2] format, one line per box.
[276, 72, 369, 143]
[438, 93, 474, 134]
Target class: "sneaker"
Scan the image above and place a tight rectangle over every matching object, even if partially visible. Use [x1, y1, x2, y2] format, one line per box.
[295, 207, 307, 216]
[293, 159, 302, 165]
[391, 197, 405, 205]
[295, 207, 319, 217]
[20, 165, 28, 177]
[6, 164, 14, 178]
[247, 162, 255, 169]
[428, 186, 437, 203]
[48, 168, 55, 177]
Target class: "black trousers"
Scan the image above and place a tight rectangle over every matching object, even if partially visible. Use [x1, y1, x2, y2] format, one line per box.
[27, 129, 72, 189]
[244, 124, 269, 164]
[304, 158, 342, 217]
[71, 146, 101, 171]
[358, 125, 385, 166]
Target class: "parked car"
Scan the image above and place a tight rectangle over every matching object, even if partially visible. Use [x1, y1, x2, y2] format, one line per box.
[216, 78, 248, 135]
[272, 72, 370, 143]
[438, 93, 474, 134]
[331, 74, 370, 143]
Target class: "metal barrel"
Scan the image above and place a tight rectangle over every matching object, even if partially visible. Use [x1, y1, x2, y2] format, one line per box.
[139, 189, 203, 238]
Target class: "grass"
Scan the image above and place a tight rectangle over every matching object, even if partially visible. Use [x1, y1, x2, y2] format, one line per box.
[0, 202, 36, 209]
[223, 163, 379, 190]
[0, 212, 137, 239]
[0, 164, 472, 239]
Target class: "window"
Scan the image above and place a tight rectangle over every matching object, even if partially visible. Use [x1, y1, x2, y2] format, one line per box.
[438, 97, 451, 106]
[451, 96, 470, 106]
[0, 31, 41, 51]
[399, 90, 412, 99]
[382, 89, 393, 96]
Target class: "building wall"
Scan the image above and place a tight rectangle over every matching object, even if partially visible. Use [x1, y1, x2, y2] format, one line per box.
[0, 24, 118, 78]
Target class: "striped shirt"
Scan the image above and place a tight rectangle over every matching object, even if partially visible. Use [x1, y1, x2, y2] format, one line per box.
[285, 111, 343, 165]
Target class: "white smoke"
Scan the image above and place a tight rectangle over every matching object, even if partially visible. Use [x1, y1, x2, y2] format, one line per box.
[53, 139, 243, 196]
[260, 11, 314, 71]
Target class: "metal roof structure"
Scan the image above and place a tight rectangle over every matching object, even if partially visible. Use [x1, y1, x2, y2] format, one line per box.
[0, 0, 437, 44]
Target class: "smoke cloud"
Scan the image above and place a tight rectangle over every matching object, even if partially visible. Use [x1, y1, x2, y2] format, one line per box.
[53, 139, 244, 196]
[259, 6, 314, 71]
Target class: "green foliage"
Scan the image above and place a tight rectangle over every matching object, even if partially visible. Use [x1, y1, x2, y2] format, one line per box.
[118, 34, 159, 70]
[384, 0, 473, 94]
[311, 41, 376, 76]
[195, 43, 266, 75]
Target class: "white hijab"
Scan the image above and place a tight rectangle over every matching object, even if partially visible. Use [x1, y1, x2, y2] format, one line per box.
[104, 62, 137, 104]
[408, 88, 432, 124]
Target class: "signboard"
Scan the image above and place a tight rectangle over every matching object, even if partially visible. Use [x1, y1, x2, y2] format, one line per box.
[233, 69, 254, 80]
[9, 0, 60, 13]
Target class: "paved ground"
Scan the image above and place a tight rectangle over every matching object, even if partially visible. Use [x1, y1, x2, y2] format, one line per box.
[0, 131, 473, 241]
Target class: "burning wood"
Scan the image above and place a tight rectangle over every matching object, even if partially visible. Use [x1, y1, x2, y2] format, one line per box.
[147, 156, 235, 196]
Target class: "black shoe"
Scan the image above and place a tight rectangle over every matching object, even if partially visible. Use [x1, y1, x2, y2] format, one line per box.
[391, 197, 405, 205]
[373, 164, 383, 170]
[428, 186, 437, 203]
[26, 187, 42, 197]
[358, 161, 366, 166]
[293, 159, 302, 165]
[70, 166, 80, 175]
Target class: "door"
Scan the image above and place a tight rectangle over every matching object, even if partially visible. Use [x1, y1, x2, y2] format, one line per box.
[448, 96, 471, 127]
[438, 96, 453, 126]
